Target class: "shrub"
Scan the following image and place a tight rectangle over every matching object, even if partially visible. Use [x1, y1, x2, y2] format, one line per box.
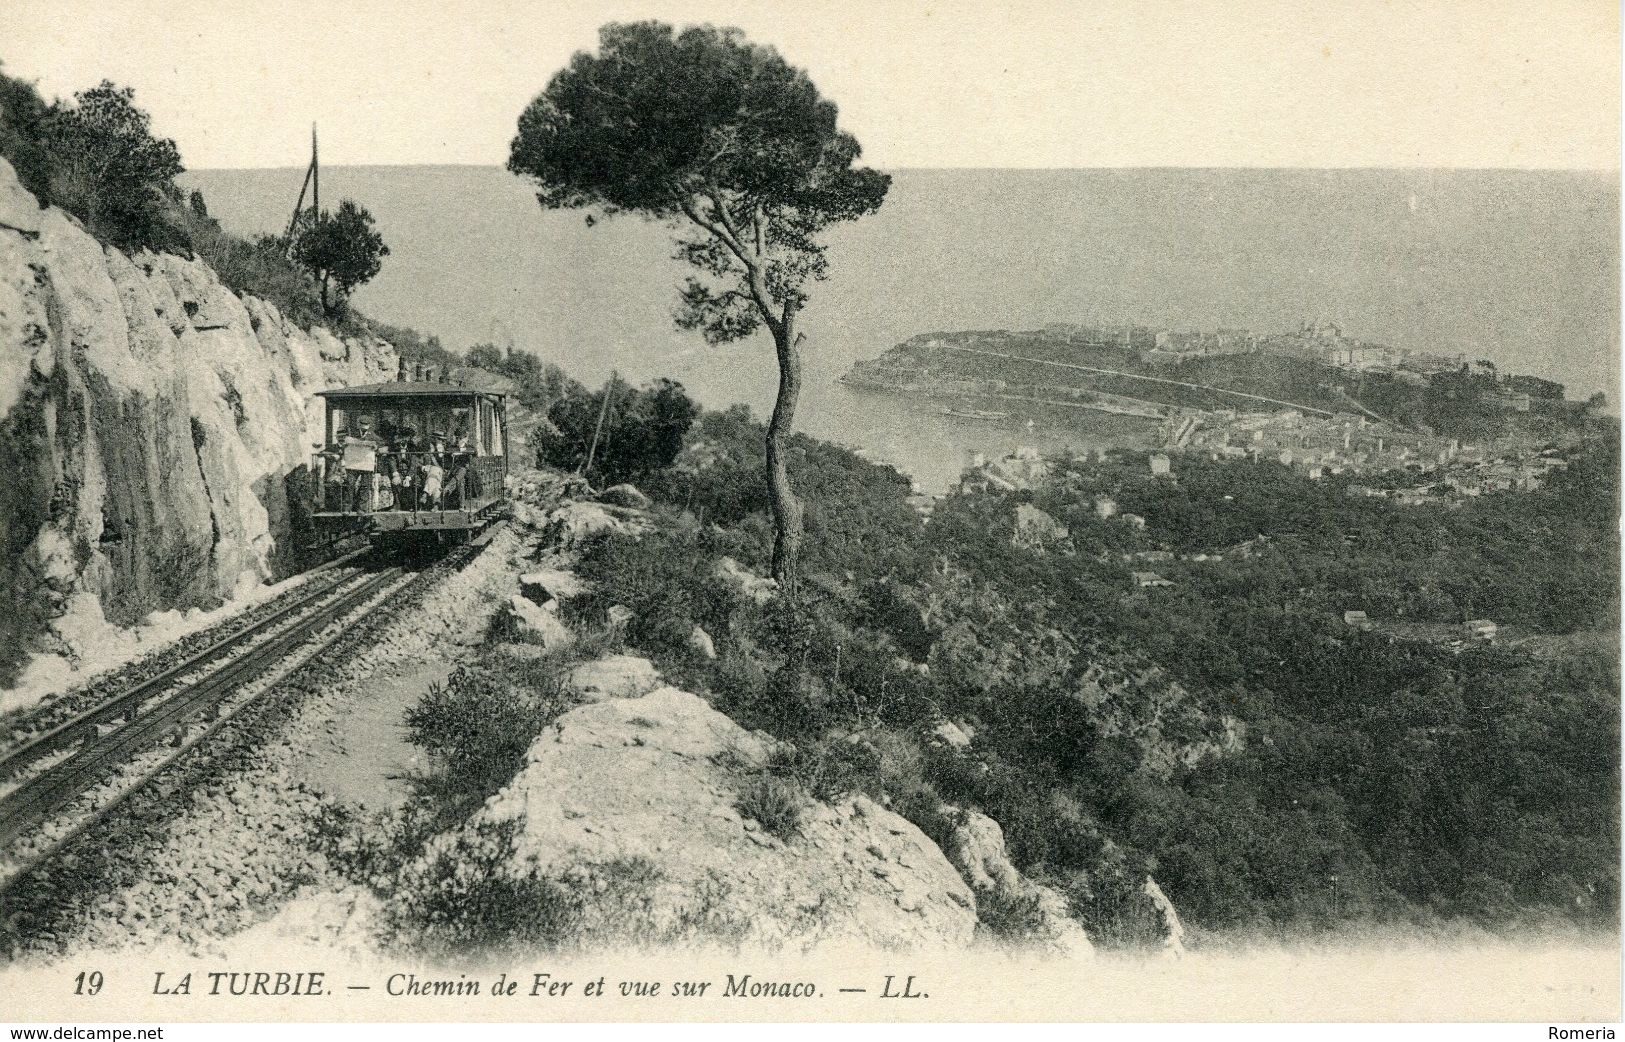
[0, 65, 53, 205]
[567, 526, 739, 660]
[463, 343, 585, 415]
[1069, 868, 1166, 952]
[403, 663, 575, 826]
[482, 602, 535, 646]
[387, 818, 589, 957]
[734, 770, 805, 840]
[184, 219, 356, 332]
[373, 321, 461, 367]
[974, 885, 1050, 946]
[765, 738, 871, 803]
[42, 81, 187, 251]
[894, 789, 962, 854]
[383, 818, 753, 958]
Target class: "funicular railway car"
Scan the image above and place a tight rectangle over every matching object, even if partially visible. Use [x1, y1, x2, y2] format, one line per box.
[312, 365, 508, 543]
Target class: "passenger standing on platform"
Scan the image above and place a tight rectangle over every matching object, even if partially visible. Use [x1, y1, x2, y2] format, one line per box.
[448, 428, 472, 506]
[421, 429, 446, 508]
[341, 417, 379, 512]
[394, 427, 418, 510]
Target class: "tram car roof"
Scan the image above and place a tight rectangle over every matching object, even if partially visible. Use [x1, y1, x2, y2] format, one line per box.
[317, 381, 508, 400]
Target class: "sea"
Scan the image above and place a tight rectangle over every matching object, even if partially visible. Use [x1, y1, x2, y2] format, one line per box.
[180, 167, 1620, 492]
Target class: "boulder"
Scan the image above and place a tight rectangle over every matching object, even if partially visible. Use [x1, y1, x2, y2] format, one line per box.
[687, 624, 718, 660]
[519, 567, 585, 606]
[716, 556, 779, 605]
[501, 594, 574, 650]
[546, 501, 651, 549]
[1143, 875, 1186, 957]
[597, 483, 651, 509]
[947, 809, 1022, 893]
[408, 686, 978, 952]
[931, 720, 973, 750]
[521, 470, 593, 503]
[1029, 884, 1094, 959]
[606, 604, 635, 628]
[567, 654, 663, 702]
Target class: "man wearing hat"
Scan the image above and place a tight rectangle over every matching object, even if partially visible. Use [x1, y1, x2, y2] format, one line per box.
[420, 429, 447, 508]
[340, 415, 380, 512]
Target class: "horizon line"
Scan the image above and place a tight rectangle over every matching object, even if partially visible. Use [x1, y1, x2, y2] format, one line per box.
[182, 162, 1623, 176]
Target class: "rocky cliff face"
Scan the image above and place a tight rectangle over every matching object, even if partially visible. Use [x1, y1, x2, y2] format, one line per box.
[0, 157, 398, 696]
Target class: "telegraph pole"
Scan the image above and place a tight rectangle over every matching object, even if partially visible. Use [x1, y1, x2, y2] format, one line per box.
[582, 370, 617, 479]
[311, 123, 319, 216]
[282, 124, 320, 249]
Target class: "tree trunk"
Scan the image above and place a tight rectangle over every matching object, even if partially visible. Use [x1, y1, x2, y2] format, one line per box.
[766, 322, 804, 598]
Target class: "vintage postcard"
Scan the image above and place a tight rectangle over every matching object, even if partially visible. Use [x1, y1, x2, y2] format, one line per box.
[0, 0, 1618, 1032]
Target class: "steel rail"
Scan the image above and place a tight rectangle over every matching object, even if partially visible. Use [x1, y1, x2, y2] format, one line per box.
[0, 550, 372, 782]
[0, 567, 403, 852]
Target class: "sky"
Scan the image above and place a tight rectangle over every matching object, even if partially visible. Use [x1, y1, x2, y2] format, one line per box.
[1, 0, 1619, 170]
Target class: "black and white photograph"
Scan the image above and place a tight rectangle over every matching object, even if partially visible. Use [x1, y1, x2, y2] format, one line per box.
[0, 0, 1618, 1032]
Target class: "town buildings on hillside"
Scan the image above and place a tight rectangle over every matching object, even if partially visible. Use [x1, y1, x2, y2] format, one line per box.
[1168, 406, 1573, 501]
[1037, 317, 1471, 376]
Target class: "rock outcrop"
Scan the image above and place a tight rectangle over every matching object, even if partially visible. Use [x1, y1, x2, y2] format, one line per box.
[715, 555, 779, 605]
[410, 680, 979, 952]
[596, 483, 650, 509]
[518, 567, 586, 606]
[945, 808, 1094, 957]
[1012, 503, 1070, 550]
[686, 624, 718, 659]
[566, 653, 662, 701]
[0, 157, 399, 697]
[544, 500, 652, 549]
[1143, 875, 1186, 957]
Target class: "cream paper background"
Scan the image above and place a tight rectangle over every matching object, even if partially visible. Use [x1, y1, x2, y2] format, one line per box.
[0, 0, 1620, 1025]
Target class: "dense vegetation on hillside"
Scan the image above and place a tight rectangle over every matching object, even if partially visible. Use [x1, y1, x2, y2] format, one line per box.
[562, 402, 1619, 941]
[1033, 450, 1618, 636]
[535, 377, 699, 485]
[0, 67, 405, 342]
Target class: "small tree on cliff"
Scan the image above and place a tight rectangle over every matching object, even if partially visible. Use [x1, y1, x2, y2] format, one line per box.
[507, 21, 890, 595]
[291, 199, 389, 317]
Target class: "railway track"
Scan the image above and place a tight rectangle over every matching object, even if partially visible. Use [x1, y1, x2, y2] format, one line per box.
[0, 555, 374, 786]
[0, 526, 500, 926]
[0, 548, 465, 901]
[0, 544, 373, 754]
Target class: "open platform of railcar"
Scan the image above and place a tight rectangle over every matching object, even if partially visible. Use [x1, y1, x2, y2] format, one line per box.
[312, 369, 509, 535]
